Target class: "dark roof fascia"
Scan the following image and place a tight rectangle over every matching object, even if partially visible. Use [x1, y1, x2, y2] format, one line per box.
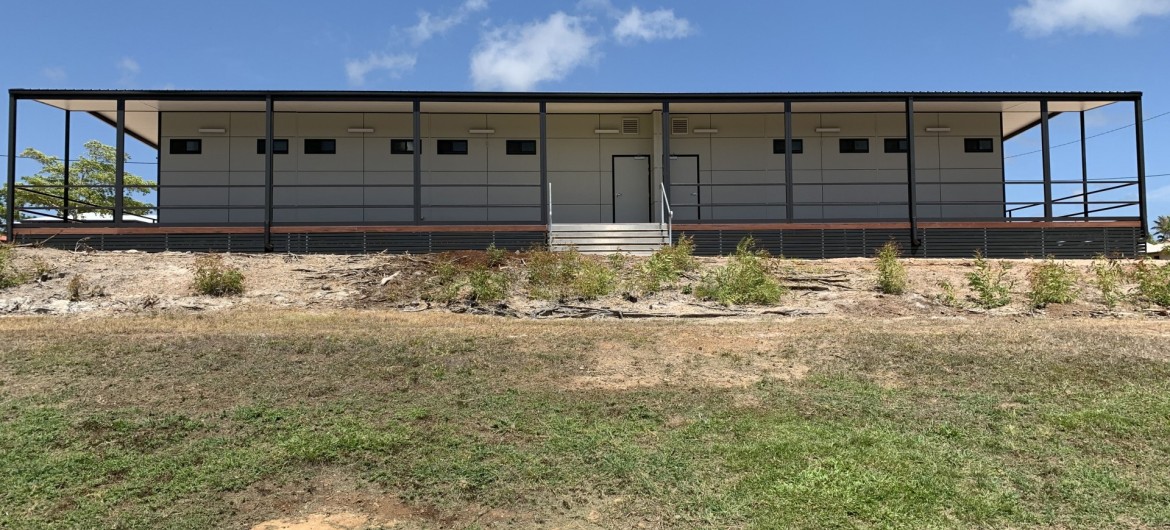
[9, 89, 1144, 104]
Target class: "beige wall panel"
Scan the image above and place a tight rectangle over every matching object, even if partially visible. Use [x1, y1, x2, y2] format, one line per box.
[820, 138, 880, 170]
[938, 113, 1000, 136]
[228, 137, 298, 172]
[364, 138, 414, 172]
[600, 115, 651, 138]
[363, 208, 413, 222]
[916, 183, 943, 204]
[486, 114, 539, 136]
[487, 138, 540, 172]
[875, 114, 906, 137]
[708, 114, 766, 137]
[553, 205, 603, 223]
[297, 138, 363, 171]
[162, 137, 230, 172]
[298, 187, 362, 207]
[549, 171, 602, 204]
[711, 184, 775, 205]
[792, 169, 822, 184]
[709, 170, 773, 185]
[364, 188, 413, 206]
[599, 139, 653, 159]
[942, 168, 1003, 184]
[362, 113, 413, 137]
[489, 172, 540, 186]
[793, 184, 823, 202]
[871, 147, 911, 170]
[165, 209, 229, 224]
[160, 186, 228, 206]
[365, 171, 413, 186]
[822, 169, 905, 184]
[791, 138, 822, 170]
[824, 205, 878, 219]
[916, 169, 942, 183]
[488, 207, 541, 222]
[548, 115, 599, 138]
[672, 114, 711, 130]
[295, 208, 362, 223]
[422, 171, 486, 185]
[941, 184, 1004, 205]
[914, 136, 942, 169]
[824, 183, 906, 204]
[711, 138, 769, 171]
[764, 169, 789, 185]
[912, 112, 940, 133]
[273, 187, 297, 205]
[422, 186, 486, 206]
[163, 112, 231, 136]
[825, 114, 876, 136]
[228, 208, 263, 223]
[793, 205, 824, 219]
[272, 209, 296, 223]
[423, 207, 487, 222]
[229, 187, 264, 206]
[669, 138, 711, 165]
[942, 205, 1003, 219]
[424, 138, 487, 172]
[273, 171, 298, 186]
[877, 205, 908, 218]
[228, 112, 297, 137]
[790, 113, 822, 135]
[298, 171, 363, 186]
[763, 113, 787, 137]
[427, 114, 487, 137]
[548, 139, 601, 171]
[161, 171, 229, 187]
[488, 186, 540, 206]
[940, 137, 1002, 169]
[230, 171, 264, 186]
[709, 206, 768, 220]
[297, 113, 367, 137]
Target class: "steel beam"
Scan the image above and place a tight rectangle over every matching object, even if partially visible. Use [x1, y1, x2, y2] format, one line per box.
[412, 100, 422, 224]
[114, 99, 125, 224]
[784, 101, 794, 221]
[63, 111, 71, 221]
[905, 97, 920, 247]
[1080, 111, 1089, 218]
[1040, 100, 1052, 221]
[264, 95, 274, 251]
[661, 101, 671, 199]
[1135, 98, 1148, 235]
[5, 96, 15, 235]
[539, 101, 548, 225]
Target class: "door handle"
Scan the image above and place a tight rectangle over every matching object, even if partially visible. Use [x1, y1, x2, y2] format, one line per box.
[615, 193, 623, 196]
[690, 192, 698, 196]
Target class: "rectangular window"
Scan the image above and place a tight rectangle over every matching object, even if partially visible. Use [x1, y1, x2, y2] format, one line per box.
[884, 138, 909, 154]
[390, 139, 415, 154]
[839, 138, 870, 154]
[256, 139, 289, 155]
[169, 139, 202, 155]
[304, 139, 336, 154]
[506, 139, 537, 155]
[437, 139, 468, 155]
[772, 139, 804, 154]
[964, 138, 995, 153]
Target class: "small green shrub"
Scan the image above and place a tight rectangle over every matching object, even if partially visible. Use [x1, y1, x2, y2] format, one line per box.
[1027, 256, 1077, 308]
[695, 237, 784, 306]
[423, 260, 463, 303]
[0, 245, 29, 289]
[875, 240, 907, 295]
[67, 275, 85, 301]
[527, 248, 616, 300]
[966, 250, 1013, 309]
[937, 280, 961, 308]
[1133, 259, 1170, 307]
[192, 254, 245, 296]
[639, 235, 697, 293]
[485, 243, 507, 268]
[468, 268, 510, 303]
[1091, 255, 1127, 308]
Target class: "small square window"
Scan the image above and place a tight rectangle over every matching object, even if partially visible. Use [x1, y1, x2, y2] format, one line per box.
[304, 139, 336, 154]
[964, 138, 995, 153]
[884, 138, 909, 154]
[390, 139, 415, 154]
[839, 138, 869, 154]
[256, 139, 289, 155]
[169, 139, 202, 155]
[772, 139, 804, 154]
[506, 139, 537, 155]
[437, 139, 468, 155]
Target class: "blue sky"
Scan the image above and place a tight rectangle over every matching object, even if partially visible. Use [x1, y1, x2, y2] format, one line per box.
[2, 0, 1168, 226]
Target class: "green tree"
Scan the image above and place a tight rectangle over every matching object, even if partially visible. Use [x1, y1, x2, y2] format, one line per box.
[1153, 215, 1170, 243]
[1, 140, 154, 221]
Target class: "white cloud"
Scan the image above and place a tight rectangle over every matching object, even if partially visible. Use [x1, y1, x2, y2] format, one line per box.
[409, 0, 489, 45]
[613, 7, 692, 43]
[1150, 183, 1170, 201]
[117, 57, 140, 85]
[41, 66, 67, 82]
[470, 12, 598, 91]
[345, 52, 417, 86]
[1011, 0, 1170, 35]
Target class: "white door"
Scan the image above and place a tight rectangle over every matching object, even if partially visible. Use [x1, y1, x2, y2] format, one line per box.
[669, 155, 700, 221]
[613, 155, 651, 222]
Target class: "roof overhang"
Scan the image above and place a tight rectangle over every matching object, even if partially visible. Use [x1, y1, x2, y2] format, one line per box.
[16, 89, 1138, 148]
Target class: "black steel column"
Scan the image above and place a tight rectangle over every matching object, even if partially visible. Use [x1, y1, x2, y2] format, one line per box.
[1135, 98, 1148, 235]
[412, 100, 422, 224]
[905, 97, 919, 247]
[1040, 100, 1052, 221]
[539, 101, 548, 225]
[264, 95, 274, 251]
[114, 99, 126, 224]
[63, 111, 71, 221]
[5, 96, 16, 235]
[661, 101, 671, 198]
[784, 101, 794, 221]
[1080, 111, 1089, 218]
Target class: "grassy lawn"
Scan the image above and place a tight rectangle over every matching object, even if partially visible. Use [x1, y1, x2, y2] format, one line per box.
[1, 311, 1169, 528]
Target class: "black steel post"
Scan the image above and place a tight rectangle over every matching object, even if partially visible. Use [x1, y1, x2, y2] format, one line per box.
[63, 111, 71, 221]
[539, 101, 548, 225]
[114, 99, 126, 224]
[6, 96, 16, 236]
[784, 101, 794, 221]
[661, 101, 671, 199]
[412, 100, 422, 224]
[905, 97, 920, 247]
[1135, 98, 1148, 235]
[1040, 100, 1052, 221]
[1080, 111, 1089, 218]
[264, 95, 274, 251]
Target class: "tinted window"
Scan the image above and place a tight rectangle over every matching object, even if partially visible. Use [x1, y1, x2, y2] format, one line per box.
[839, 139, 869, 154]
[256, 139, 289, 155]
[506, 139, 537, 155]
[437, 139, 468, 155]
[390, 139, 414, 154]
[304, 139, 336, 154]
[169, 139, 202, 155]
[964, 138, 995, 153]
[772, 139, 804, 154]
[884, 138, 909, 153]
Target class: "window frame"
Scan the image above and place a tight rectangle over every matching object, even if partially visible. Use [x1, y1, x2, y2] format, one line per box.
[256, 138, 289, 155]
[437, 139, 469, 155]
[883, 138, 909, 154]
[390, 139, 415, 155]
[505, 139, 538, 156]
[169, 139, 202, 155]
[772, 138, 804, 154]
[304, 138, 337, 155]
[964, 138, 995, 153]
[839, 138, 870, 154]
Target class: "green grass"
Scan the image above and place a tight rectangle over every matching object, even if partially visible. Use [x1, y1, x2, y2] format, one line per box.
[2, 313, 1170, 528]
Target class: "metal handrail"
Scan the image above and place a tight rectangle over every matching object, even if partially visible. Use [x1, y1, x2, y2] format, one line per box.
[660, 182, 673, 244]
[546, 182, 553, 246]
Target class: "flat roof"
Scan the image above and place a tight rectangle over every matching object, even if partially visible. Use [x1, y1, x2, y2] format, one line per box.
[12, 89, 1138, 148]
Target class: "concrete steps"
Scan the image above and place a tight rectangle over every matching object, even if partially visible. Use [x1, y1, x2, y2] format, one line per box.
[549, 223, 668, 255]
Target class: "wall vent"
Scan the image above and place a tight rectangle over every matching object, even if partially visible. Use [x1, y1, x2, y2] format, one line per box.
[671, 117, 690, 135]
[621, 117, 640, 135]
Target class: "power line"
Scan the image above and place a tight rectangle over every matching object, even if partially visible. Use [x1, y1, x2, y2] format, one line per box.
[1004, 110, 1170, 159]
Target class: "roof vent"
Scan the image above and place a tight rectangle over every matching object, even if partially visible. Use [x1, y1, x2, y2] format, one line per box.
[621, 117, 640, 135]
[671, 117, 689, 135]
